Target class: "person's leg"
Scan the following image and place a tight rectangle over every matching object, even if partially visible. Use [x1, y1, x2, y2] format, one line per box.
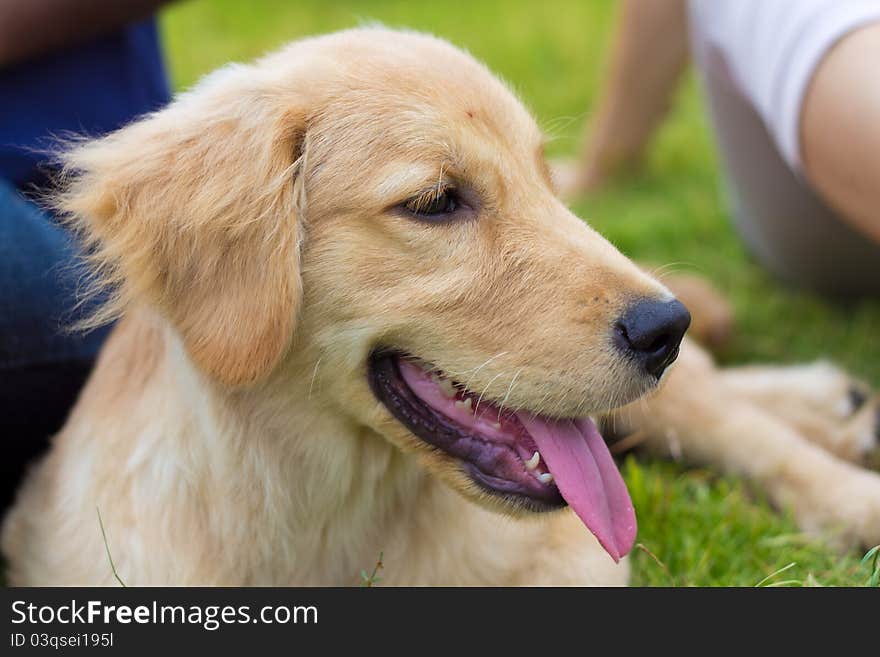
[801, 22, 880, 245]
[555, 0, 689, 197]
[697, 64, 880, 296]
[0, 179, 111, 510]
[690, 0, 880, 296]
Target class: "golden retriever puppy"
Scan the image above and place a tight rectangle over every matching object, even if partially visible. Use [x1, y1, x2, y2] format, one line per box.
[1, 28, 691, 585]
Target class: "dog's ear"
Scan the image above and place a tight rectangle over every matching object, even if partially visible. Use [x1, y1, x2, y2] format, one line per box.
[58, 69, 307, 386]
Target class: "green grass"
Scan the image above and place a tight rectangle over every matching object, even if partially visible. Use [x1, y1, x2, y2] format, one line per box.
[160, 0, 880, 586]
[624, 459, 878, 586]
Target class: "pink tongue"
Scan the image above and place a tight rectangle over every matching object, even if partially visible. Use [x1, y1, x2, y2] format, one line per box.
[516, 414, 636, 562]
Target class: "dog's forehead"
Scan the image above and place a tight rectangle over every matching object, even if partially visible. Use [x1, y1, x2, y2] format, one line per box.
[302, 29, 542, 149]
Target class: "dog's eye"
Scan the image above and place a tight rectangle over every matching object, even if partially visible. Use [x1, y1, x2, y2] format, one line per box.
[403, 186, 459, 219]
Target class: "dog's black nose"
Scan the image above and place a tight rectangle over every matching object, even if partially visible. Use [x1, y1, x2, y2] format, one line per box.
[614, 298, 690, 378]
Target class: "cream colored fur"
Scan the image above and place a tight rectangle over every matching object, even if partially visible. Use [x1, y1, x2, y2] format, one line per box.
[3, 29, 668, 586]
[3, 28, 879, 586]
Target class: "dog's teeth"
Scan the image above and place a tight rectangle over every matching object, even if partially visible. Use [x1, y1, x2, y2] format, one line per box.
[431, 374, 457, 398]
[490, 422, 501, 430]
[436, 378, 457, 398]
[538, 472, 554, 484]
[455, 397, 473, 412]
[525, 451, 540, 471]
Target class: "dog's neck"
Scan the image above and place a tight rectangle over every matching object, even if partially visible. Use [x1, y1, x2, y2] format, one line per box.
[85, 308, 483, 583]
[48, 308, 597, 584]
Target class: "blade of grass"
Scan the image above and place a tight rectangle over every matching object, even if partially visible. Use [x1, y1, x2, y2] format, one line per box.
[360, 551, 384, 587]
[97, 507, 126, 587]
[755, 562, 797, 587]
[861, 546, 880, 587]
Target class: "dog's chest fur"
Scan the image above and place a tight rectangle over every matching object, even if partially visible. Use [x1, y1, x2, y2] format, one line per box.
[2, 311, 624, 586]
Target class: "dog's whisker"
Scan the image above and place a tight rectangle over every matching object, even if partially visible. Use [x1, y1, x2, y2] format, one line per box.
[475, 371, 505, 418]
[462, 351, 509, 391]
[540, 111, 589, 139]
[649, 261, 703, 281]
[636, 397, 651, 428]
[650, 261, 694, 275]
[307, 356, 323, 401]
[654, 269, 692, 282]
[497, 367, 524, 421]
[535, 388, 554, 417]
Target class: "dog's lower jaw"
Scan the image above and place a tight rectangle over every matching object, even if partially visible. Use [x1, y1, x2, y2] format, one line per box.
[1, 311, 627, 586]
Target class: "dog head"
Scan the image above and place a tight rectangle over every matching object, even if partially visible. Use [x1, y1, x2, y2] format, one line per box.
[59, 29, 689, 561]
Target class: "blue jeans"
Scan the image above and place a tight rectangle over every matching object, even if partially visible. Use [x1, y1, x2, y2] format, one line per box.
[0, 178, 111, 508]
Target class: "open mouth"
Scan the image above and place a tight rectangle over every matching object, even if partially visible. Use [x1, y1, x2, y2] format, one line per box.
[368, 350, 637, 562]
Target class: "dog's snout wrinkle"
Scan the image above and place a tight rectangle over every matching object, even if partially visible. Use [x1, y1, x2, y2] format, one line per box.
[614, 298, 690, 379]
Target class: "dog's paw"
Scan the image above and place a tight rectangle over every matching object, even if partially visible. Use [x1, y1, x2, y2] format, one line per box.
[841, 387, 880, 471]
[781, 360, 868, 420]
[858, 403, 880, 471]
[817, 373, 879, 467]
[722, 360, 879, 464]
[794, 465, 880, 550]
